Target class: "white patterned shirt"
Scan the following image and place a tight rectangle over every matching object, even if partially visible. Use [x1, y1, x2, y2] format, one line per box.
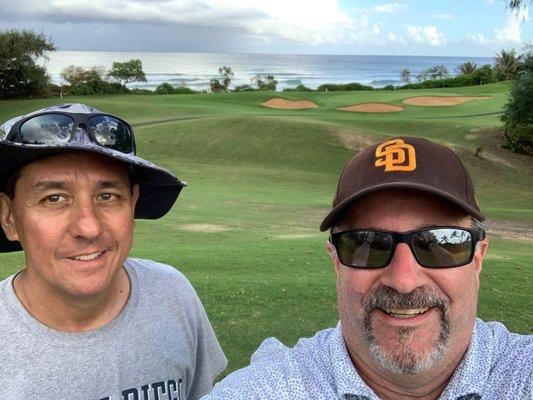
[203, 319, 532, 400]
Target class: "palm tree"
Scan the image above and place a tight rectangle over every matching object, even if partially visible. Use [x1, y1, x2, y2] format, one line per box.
[507, 0, 531, 11]
[218, 66, 234, 92]
[495, 49, 519, 80]
[426, 65, 449, 80]
[400, 68, 411, 84]
[457, 61, 477, 75]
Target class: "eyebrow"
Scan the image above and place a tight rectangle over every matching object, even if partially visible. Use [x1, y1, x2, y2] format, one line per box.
[32, 179, 129, 191]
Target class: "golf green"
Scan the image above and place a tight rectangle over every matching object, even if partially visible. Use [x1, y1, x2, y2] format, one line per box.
[0, 82, 531, 376]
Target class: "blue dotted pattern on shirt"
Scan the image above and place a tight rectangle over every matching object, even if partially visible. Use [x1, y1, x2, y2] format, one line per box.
[203, 319, 532, 400]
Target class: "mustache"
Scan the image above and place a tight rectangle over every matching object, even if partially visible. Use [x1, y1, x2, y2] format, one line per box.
[57, 238, 115, 258]
[363, 285, 449, 314]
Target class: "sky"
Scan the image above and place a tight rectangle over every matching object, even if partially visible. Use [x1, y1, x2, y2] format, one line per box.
[0, 0, 531, 56]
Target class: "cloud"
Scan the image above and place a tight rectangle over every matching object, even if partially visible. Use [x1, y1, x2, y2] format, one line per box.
[494, 7, 529, 44]
[467, 33, 490, 45]
[359, 13, 370, 29]
[434, 14, 454, 20]
[373, 2, 407, 13]
[387, 32, 405, 44]
[406, 25, 447, 46]
[0, 0, 355, 45]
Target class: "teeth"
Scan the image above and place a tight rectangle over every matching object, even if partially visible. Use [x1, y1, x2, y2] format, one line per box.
[73, 252, 102, 261]
[383, 307, 429, 318]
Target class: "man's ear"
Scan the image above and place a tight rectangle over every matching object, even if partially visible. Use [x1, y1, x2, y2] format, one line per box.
[326, 241, 341, 276]
[0, 193, 19, 242]
[131, 184, 140, 210]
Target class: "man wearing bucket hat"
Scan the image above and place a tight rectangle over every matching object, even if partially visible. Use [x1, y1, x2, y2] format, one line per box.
[0, 104, 226, 399]
[204, 137, 531, 399]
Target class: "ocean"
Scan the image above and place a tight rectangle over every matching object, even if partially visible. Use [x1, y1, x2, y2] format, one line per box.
[42, 51, 494, 91]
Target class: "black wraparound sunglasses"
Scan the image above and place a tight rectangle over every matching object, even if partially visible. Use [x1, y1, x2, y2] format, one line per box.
[331, 226, 486, 269]
[4, 111, 136, 154]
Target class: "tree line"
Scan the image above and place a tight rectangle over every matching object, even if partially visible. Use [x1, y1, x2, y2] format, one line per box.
[398, 51, 524, 88]
[0, 30, 280, 98]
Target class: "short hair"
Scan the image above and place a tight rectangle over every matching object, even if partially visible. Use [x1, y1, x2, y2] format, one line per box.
[471, 216, 483, 230]
[2, 168, 20, 200]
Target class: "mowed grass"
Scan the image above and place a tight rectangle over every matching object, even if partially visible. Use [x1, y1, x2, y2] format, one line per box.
[0, 82, 531, 376]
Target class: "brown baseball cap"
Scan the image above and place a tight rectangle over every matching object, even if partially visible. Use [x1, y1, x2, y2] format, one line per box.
[320, 136, 484, 231]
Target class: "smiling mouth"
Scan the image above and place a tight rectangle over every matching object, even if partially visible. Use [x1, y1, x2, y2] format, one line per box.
[381, 307, 430, 319]
[70, 252, 103, 261]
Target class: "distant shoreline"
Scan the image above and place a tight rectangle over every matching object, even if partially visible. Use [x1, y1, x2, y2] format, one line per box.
[41, 51, 495, 91]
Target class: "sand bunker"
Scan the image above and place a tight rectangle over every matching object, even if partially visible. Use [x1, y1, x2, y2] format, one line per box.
[179, 224, 230, 233]
[262, 98, 318, 110]
[337, 103, 404, 113]
[402, 96, 492, 106]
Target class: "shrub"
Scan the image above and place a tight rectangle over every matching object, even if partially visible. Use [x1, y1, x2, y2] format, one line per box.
[155, 83, 197, 95]
[210, 79, 223, 93]
[501, 54, 533, 155]
[60, 66, 130, 95]
[155, 82, 175, 94]
[397, 65, 502, 90]
[283, 84, 313, 92]
[233, 84, 256, 92]
[472, 64, 498, 85]
[398, 75, 474, 89]
[130, 88, 155, 95]
[252, 74, 278, 91]
[45, 83, 62, 97]
[316, 82, 374, 91]
[502, 125, 533, 154]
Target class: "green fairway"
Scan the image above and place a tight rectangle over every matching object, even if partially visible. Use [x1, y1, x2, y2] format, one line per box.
[0, 82, 531, 376]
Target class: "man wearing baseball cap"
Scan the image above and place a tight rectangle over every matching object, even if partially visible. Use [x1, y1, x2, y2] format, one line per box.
[204, 137, 531, 399]
[0, 104, 227, 399]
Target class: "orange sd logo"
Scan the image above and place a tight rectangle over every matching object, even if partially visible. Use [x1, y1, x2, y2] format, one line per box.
[375, 139, 416, 172]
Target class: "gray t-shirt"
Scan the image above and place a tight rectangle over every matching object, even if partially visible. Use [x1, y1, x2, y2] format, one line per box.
[0, 258, 227, 400]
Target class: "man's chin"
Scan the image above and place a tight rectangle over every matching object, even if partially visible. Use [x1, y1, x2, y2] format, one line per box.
[368, 331, 448, 374]
[365, 321, 450, 375]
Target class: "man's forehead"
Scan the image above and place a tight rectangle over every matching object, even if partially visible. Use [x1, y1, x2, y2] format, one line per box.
[336, 189, 469, 230]
[18, 151, 130, 187]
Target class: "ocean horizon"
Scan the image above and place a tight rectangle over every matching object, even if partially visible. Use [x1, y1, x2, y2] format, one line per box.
[42, 51, 495, 91]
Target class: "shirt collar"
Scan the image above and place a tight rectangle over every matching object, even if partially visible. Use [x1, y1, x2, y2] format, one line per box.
[328, 320, 487, 399]
[438, 319, 488, 399]
[329, 322, 379, 400]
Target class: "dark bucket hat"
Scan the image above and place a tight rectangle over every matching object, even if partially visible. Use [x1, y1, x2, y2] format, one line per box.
[320, 136, 484, 231]
[0, 103, 186, 252]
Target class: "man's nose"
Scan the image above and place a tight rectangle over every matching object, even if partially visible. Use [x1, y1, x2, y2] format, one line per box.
[379, 243, 426, 294]
[69, 200, 104, 240]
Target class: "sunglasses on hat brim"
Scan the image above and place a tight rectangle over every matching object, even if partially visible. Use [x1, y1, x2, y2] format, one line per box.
[3, 112, 136, 154]
[331, 226, 486, 269]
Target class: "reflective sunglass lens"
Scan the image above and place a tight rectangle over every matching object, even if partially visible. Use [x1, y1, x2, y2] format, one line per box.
[413, 228, 472, 267]
[88, 116, 133, 153]
[20, 114, 73, 144]
[337, 231, 393, 268]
